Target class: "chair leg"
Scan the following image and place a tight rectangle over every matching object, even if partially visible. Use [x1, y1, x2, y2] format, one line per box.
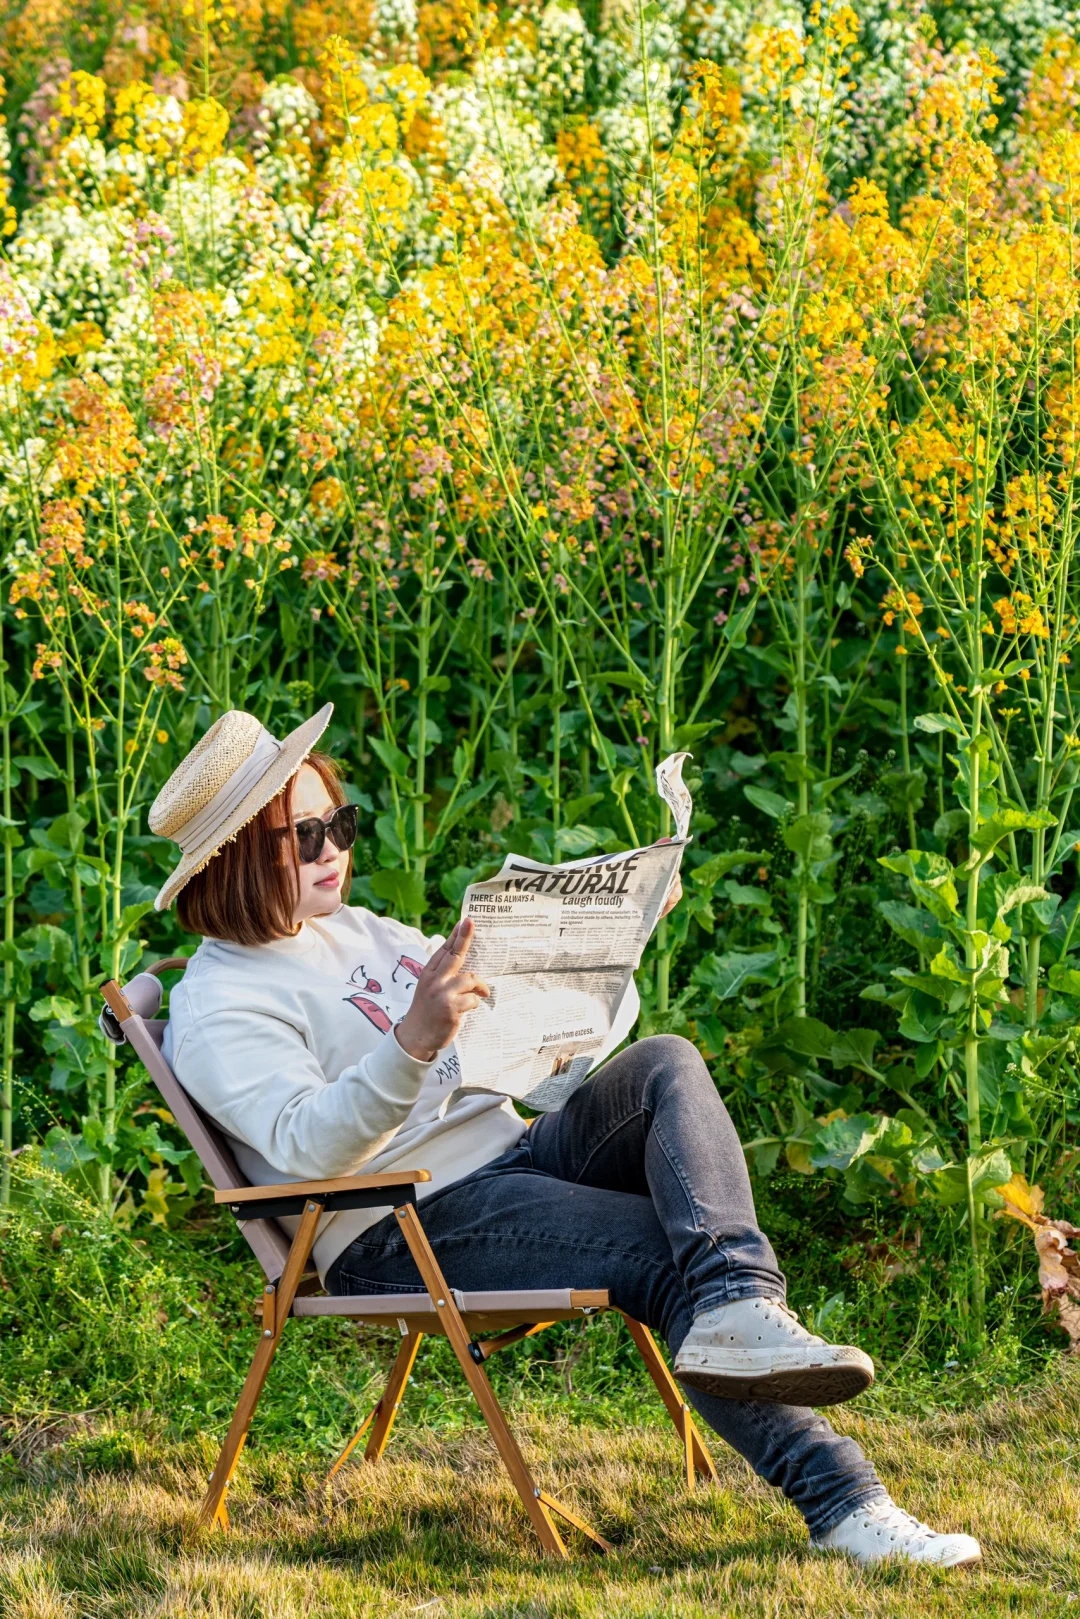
[620, 1314, 719, 1487]
[199, 1200, 323, 1530]
[325, 1331, 423, 1482]
[395, 1202, 609, 1559]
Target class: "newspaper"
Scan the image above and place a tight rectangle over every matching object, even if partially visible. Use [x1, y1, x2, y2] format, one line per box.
[453, 753, 693, 1109]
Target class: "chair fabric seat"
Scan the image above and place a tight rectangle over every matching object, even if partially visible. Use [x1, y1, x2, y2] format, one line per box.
[292, 1287, 608, 1317]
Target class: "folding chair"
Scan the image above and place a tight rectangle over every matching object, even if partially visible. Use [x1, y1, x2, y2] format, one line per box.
[101, 964, 718, 1557]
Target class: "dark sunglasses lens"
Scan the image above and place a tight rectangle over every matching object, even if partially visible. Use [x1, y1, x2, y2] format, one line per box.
[328, 803, 358, 852]
[295, 819, 326, 863]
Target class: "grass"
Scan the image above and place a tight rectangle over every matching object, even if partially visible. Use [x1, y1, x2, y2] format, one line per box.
[2, 1364, 1080, 1617]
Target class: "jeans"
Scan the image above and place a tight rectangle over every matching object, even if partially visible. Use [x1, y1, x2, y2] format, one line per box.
[327, 1034, 888, 1537]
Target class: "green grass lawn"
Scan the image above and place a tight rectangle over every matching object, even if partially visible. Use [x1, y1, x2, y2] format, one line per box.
[3, 1366, 1079, 1619]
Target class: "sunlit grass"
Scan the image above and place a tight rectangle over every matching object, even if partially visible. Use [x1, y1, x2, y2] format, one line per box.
[2, 1370, 1079, 1617]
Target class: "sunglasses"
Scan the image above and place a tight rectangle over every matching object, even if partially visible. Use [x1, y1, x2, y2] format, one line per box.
[285, 803, 359, 864]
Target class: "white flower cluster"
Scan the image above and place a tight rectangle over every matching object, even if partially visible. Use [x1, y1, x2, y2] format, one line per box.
[373, 0, 420, 49]
[431, 72, 559, 214]
[252, 76, 320, 217]
[536, 0, 589, 113]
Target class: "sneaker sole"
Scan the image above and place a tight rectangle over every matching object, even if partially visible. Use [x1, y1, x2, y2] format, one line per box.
[674, 1358, 875, 1407]
[812, 1543, 983, 1570]
[943, 1550, 983, 1570]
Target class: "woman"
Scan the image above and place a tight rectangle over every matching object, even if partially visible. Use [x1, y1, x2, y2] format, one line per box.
[154, 704, 981, 1570]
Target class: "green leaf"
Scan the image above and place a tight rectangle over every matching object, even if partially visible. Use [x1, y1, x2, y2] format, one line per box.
[811, 1113, 888, 1170]
[729, 753, 767, 778]
[878, 848, 959, 919]
[743, 784, 793, 820]
[767, 751, 818, 785]
[723, 603, 756, 649]
[890, 967, 956, 1004]
[30, 995, 81, 1026]
[971, 807, 1056, 854]
[368, 736, 411, 780]
[434, 776, 497, 843]
[769, 1015, 836, 1061]
[554, 824, 600, 855]
[369, 867, 426, 918]
[995, 879, 1050, 919]
[563, 792, 605, 825]
[722, 879, 771, 908]
[877, 900, 944, 952]
[690, 850, 769, 888]
[782, 812, 832, 863]
[914, 712, 967, 738]
[119, 901, 156, 936]
[407, 715, 442, 759]
[592, 668, 652, 692]
[673, 721, 713, 748]
[40, 1125, 98, 1173]
[879, 767, 927, 814]
[830, 1028, 883, 1078]
[1048, 961, 1080, 996]
[13, 754, 60, 781]
[691, 949, 779, 1001]
[931, 1147, 1012, 1207]
[46, 810, 88, 854]
[929, 944, 968, 984]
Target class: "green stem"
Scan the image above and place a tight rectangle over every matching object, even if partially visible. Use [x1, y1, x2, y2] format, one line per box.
[1, 612, 13, 1204]
[795, 548, 810, 1018]
[63, 696, 91, 1019]
[412, 568, 432, 927]
[899, 637, 917, 850]
[964, 688, 985, 1344]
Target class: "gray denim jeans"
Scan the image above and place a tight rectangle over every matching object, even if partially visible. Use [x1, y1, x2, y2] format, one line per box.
[327, 1033, 888, 1536]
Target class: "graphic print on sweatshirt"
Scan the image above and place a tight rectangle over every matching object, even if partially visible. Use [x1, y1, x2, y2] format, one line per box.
[343, 956, 462, 1090]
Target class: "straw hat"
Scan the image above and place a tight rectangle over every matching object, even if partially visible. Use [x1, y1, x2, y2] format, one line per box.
[149, 703, 334, 911]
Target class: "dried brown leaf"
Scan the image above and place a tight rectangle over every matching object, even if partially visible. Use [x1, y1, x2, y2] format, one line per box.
[1035, 1226, 1079, 1300]
[1057, 1296, 1080, 1356]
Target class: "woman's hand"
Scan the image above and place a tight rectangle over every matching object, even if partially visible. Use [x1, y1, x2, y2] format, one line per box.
[659, 874, 683, 918]
[655, 837, 682, 919]
[395, 918, 490, 1062]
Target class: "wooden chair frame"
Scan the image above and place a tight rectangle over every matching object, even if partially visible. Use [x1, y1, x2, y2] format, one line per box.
[102, 971, 718, 1557]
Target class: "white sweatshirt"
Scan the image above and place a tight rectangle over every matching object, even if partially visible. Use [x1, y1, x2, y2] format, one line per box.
[163, 903, 527, 1281]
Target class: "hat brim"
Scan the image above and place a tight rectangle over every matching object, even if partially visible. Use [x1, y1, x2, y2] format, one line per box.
[153, 703, 335, 911]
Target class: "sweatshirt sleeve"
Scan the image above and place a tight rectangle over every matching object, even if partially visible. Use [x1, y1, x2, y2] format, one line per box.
[173, 1007, 433, 1181]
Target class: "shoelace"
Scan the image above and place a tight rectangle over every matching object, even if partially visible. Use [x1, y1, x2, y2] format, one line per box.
[700, 1299, 827, 1345]
[859, 1502, 935, 1546]
[768, 1301, 825, 1343]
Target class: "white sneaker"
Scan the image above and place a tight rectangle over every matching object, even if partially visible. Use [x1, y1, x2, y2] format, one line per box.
[814, 1495, 982, 1568]
[672, 1297, 875, 1406]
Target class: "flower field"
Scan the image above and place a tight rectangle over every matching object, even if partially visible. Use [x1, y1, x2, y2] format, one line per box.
[2, 0, 1080, 1405]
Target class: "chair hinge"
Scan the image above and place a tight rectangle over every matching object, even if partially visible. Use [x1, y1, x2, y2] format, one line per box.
[257, 1279, 279, 1337]
[467, 1341, 486, 1364]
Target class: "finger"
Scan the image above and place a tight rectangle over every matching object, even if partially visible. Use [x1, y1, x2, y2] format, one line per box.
[455, 991, 484, 1013]
[447, 916, 474, 963]
[421, 920, 465, 978]
[454, 975, 490, 998]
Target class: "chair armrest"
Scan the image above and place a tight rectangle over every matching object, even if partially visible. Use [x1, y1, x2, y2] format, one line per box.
[215, 1169, 431, 1206]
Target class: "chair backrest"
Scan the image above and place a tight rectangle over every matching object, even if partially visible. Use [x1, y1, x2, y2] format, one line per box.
[111, 975, 293, 1280]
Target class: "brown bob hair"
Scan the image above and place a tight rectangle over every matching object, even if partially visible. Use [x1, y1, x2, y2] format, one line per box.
[177, 751, 353, 945]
